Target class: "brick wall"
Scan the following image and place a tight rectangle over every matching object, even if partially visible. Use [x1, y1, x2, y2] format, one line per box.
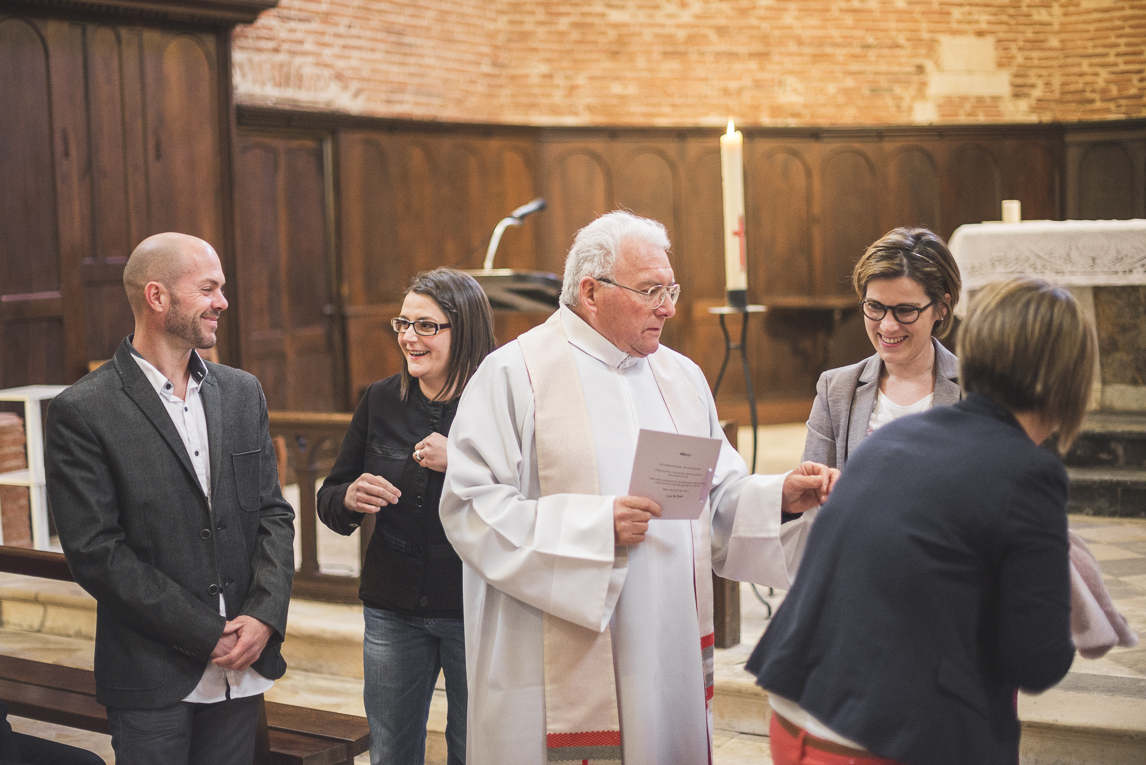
[232, 1, 1146, 126]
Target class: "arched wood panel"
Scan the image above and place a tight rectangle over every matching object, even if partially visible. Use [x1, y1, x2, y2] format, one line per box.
[1012, 142, 1059, 221]
[439, 142, 486, 272]
[822, 149, 878, 296]
[0, 17, 62, 388]
[86, 25, 132, 264]
[617, 149, 678, 246]
[0, 18, 57, 296]
[950, 143, 1000, 230]
[145, 32, 222, 243]
[396, 142, 439, 287]
[683, 148, 725, 303]
[1079, 143, 1135, 220]
[887, 146, 940, 232]
[756, 148, 813, 297]
[493, 146, 538, 272]
[340, 135, 399, 306]
[544, 149, 610, 272]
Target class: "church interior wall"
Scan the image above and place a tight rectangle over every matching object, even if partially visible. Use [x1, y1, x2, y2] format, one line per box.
[2, 0, 1144, 421]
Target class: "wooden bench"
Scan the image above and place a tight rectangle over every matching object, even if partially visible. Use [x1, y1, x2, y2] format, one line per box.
[0, 547, 369, 765]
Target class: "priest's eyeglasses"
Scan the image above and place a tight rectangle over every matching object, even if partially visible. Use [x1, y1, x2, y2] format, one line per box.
[391, 318, 452, 336]
[596, 278, 682, 309]
[860, 299, 937, 324]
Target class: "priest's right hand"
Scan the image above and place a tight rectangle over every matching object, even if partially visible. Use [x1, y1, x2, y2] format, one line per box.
[614, 495, 662, 546]
[344, 473, 401, 514]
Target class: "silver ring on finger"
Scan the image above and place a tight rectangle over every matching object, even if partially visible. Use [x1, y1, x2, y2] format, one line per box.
[414, 449, 422, 461]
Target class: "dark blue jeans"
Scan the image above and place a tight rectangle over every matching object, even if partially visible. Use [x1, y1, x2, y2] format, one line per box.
[363, 607, 466, 765]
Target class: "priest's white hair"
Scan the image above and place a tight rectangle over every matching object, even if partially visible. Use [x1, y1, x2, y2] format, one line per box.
[561, 211, 671, 307]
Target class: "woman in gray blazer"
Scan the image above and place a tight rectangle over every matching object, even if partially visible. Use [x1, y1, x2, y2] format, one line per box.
[803, 228, 963, 469]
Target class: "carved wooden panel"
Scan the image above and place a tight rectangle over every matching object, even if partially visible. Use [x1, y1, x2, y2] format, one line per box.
[1011, 142, 1059, 221]
[950, 144, 1001, 227]
[234, 133, 341, 412]
[1078, 142, 1136, 220]
[822, 148, 880, 297]
[756, 148, 814, 298]
[887, 146, 941, 232]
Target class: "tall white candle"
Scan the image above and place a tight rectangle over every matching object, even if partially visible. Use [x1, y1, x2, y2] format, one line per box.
[720, 118, 748, 306]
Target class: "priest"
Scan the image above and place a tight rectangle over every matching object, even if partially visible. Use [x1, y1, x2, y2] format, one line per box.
[440, 211, 839, 765]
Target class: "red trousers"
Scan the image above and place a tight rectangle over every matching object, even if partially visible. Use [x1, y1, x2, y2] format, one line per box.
[769, 713, 907, 765]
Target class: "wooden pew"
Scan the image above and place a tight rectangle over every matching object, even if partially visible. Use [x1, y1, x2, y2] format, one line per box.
[0, 548, 369, 765]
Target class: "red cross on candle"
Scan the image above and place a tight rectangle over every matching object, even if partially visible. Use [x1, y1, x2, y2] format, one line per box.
[732, 214, 747, 271]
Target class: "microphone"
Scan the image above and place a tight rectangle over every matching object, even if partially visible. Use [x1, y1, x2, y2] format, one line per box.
[510, 198, 547, 220]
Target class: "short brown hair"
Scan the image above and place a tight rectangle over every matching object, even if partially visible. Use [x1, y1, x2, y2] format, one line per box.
[852, 228, 962, 340]
[400, 268, 497, 402]
[958, 277, 1096, 451]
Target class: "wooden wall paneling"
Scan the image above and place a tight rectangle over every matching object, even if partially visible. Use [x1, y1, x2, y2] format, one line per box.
[754, 147, 814, 299]
[678, 140, 729, 394]
[539, 143, 611, 274]
[336, 131, 402, 403]
[487, 141, 539, 272]
[1010, 141, 1060, 221]
[949, 143, 1002, 234]
[885, 144, 941, 234]
[614, 142, 684, 349]
[234, 133, 341, 412]
[81, 23, 140, 364]
[234, 138, 288, 409]
[1077, 142, 1136, 220]
[282, 140, 340, 411]
[142, 30, 223, 244]
[820, 147, 880, 296]
[439, 141, 486, 271]
[397, 138, 440, 283]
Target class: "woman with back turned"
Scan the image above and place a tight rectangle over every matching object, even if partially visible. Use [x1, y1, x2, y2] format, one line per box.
[317, 268, 495, 765]
[748, 277, 1096, 765]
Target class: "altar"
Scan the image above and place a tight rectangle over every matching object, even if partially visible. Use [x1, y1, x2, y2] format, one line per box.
[949, 219, 1146, 412]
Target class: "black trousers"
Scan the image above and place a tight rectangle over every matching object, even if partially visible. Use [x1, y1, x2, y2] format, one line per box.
[107, 695, 262, 765]
[1, 731, 104, 765]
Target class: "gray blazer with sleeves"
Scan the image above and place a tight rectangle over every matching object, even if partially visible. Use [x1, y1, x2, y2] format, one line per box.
[45, 338, 295, 709]
[802, 338, 961, 470]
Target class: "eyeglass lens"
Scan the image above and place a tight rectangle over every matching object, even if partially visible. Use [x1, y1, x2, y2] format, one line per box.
[861, 301, 926, 324]
[646, 284, 681, 308]
[391, 318, 445, 335]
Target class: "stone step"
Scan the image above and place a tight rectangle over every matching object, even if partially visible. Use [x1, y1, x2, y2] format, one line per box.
[1063, 412, 1146, 470]
[1068, 467, 1146, 517]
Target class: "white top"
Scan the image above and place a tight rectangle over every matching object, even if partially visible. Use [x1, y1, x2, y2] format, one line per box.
[440, 306, 812, 765]
[867, 390, 934, 435]
[130, 349, 274, 704]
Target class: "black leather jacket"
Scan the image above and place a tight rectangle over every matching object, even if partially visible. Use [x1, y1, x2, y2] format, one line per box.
[317, 375, 462, 617]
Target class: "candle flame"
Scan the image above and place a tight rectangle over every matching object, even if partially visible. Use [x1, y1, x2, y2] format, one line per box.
[726, 118, 736, 135]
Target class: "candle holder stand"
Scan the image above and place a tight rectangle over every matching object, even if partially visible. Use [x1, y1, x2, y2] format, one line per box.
[708, 304, 765, 473]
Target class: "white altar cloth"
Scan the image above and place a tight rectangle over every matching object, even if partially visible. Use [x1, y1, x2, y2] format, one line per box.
[949, 219, 1146, 293]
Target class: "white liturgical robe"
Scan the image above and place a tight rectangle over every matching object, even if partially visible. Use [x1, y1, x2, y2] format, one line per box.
[440, 306, 812, 765]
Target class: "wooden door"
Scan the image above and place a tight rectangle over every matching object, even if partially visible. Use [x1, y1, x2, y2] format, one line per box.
[234, 132, 344, 412]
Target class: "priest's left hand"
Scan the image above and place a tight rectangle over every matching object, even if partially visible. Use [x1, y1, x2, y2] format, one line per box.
[780, 461, 840, 514]
[211, 615, 274, 672]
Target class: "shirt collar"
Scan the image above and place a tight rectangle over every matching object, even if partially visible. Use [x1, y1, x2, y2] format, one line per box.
[127, 336, 209, 396]
[558, 305, 643, 370]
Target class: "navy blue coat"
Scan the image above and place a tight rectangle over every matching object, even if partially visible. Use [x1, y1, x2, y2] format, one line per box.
[747, 394, 1075, 765]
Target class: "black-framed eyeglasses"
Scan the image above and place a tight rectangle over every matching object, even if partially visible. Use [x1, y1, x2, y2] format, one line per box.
[860, 299, 937, 324]
[391, 318, 451, 336]
[596, 277, 681, 309]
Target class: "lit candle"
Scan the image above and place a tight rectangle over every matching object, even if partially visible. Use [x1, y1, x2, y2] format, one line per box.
[720, 118, 748, 308]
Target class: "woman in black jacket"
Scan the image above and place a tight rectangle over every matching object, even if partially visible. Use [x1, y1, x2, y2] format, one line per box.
[317, 268, 495, 765]
[748, 277, 1097, 765]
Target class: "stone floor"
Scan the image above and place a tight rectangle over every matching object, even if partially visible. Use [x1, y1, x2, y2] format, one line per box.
[2, 424, 1143, 764]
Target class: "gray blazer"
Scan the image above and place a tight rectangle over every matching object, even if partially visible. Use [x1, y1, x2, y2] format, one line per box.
[46, 338, 295, 709]
[802, 338, 961, 470]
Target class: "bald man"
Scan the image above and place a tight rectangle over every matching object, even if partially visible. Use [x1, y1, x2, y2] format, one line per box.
[46, 233, 295, 765]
